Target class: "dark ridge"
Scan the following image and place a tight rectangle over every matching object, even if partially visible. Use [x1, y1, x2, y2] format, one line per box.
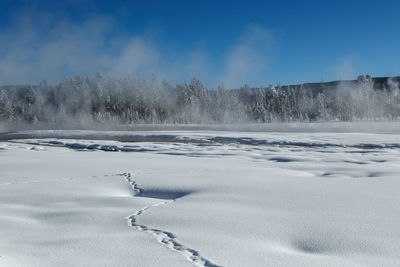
[1, 76, 399, 93]
[240, 76, 400, 95]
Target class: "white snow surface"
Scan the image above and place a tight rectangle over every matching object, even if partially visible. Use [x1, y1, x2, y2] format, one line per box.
[1, 127, 400, 266]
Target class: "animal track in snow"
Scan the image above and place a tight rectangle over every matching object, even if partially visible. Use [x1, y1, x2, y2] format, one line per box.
[120, 172, 221, 267]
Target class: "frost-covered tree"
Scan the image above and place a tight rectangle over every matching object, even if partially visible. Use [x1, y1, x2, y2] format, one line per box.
[0, 89, 14, 121]
[1, 74, 399, 124]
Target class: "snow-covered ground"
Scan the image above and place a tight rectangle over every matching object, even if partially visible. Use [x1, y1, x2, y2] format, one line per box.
[1, 126, 400, 266]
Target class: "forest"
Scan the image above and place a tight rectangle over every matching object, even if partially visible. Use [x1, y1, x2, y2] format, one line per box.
[0, 74, 399, 125]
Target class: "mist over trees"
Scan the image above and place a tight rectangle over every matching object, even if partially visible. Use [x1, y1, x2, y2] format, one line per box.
[0, 73, 399, 125]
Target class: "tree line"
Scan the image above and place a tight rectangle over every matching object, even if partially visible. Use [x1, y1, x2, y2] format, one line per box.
[1, 73, 399, 124]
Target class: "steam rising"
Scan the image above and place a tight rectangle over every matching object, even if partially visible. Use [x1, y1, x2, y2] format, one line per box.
[0, 11, 272, 88]
[0, 74, 399, 129]
[220, 24, 272, 88]
[1, 10, 399, 130]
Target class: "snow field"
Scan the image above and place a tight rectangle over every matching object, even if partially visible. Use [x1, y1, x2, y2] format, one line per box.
[1, 129, 400, 266]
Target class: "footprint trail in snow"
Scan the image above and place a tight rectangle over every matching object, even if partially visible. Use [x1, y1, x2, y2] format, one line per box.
[120, 172, 221, 267]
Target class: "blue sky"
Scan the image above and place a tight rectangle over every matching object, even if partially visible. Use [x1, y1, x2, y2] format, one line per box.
[0, 0, 399, 87]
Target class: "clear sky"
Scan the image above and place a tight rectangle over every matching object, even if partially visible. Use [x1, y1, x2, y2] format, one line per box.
[0, 0, 399, 88]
